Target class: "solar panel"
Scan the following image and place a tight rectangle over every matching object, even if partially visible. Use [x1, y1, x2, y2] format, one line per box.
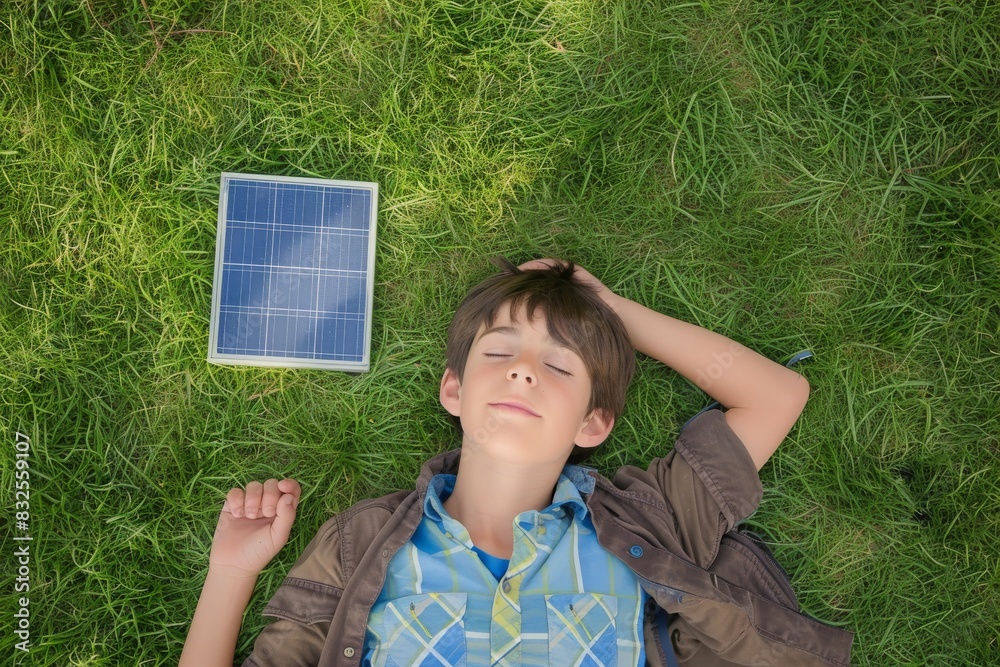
[208, 173, 377, 372]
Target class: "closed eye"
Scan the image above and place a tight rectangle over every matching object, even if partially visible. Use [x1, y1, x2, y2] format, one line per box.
[485, 354, 572, 377]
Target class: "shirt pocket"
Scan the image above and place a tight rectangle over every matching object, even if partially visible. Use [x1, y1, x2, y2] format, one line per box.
[376, 592, 468, 667]
[545, 593, 618, 667]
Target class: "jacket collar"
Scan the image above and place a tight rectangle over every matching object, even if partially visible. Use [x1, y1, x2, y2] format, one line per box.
[416, 449, 462, 495]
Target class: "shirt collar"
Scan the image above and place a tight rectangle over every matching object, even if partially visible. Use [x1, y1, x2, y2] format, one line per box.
[423, 474, 457, 525]
[548, 470, 591, 518]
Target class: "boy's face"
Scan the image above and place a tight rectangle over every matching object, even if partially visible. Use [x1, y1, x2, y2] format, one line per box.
[439, 303, 613, 467]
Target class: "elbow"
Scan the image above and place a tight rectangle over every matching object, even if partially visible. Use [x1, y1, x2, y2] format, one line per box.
[785, 372, 810, 414]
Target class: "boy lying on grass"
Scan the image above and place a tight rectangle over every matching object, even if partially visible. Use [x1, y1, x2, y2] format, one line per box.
[181, 258, 852, 666]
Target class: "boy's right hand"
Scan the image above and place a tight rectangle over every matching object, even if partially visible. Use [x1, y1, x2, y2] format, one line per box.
[208, 478, 302, 577]
[518, 258, 622, 310]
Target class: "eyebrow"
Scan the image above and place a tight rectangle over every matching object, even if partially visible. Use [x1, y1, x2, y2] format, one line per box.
[480, 326, 521, 338]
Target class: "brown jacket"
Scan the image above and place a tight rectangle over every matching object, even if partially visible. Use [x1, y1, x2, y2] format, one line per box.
[243, 410, 852, 666]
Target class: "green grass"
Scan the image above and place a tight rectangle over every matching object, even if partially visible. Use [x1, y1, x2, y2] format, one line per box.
[2, 0, 998, 664]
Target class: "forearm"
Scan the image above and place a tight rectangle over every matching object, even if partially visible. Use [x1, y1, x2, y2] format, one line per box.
[606, 293, 808, 468]
[608, 294, 806, 410]
[179, 569, 258, 667]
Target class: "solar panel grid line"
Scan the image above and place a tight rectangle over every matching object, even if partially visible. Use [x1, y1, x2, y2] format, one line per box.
[310, 190, 323, 359]
[221, 264, 365, 275]
[217, 309, 364, 320]
[208, 173, 377, 371]
[257, 183, 272, 358]
[225, 222, 370, 237]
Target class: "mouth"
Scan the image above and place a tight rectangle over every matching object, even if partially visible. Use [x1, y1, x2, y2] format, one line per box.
[489, 401, 541, 417]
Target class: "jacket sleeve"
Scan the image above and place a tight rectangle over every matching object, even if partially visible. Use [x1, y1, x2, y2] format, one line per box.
[611, 409, 763, 567]
[241, 515, 346, 667]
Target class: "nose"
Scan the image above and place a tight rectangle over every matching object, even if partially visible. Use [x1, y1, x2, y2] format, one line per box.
[506, 361, 536, 386]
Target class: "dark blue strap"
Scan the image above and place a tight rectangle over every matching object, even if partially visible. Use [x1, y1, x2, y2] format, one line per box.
[654, 607, 680, 667]
[682, 349, 814, 431]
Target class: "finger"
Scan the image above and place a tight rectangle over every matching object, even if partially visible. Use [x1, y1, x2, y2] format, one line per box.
[243, 481, 264, 519]
[225, 487, 245, 518]
[277, 478, 302, 504]
[270, 490, 299, 549]
[260, 478, 281, 518]
[517, 258, 562, 272]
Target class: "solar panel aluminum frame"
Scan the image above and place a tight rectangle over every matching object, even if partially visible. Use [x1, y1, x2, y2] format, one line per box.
[208, 172, 378, 372]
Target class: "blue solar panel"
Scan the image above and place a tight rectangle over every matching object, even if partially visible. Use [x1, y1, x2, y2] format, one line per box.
[208, 173, 377, 371]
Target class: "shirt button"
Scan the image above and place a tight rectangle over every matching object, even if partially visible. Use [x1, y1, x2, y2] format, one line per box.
[381, 549, 389, 558]
[537, 525, 546, 535]
[629, 545, 643, 558]
[343, 647, 356, 657]
[502, 580, 511, 593]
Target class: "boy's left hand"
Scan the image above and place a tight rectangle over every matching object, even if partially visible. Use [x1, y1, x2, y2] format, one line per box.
[517, 258, 620, 309]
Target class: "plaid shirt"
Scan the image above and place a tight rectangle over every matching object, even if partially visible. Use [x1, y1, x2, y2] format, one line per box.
[363, 470, 648, 666]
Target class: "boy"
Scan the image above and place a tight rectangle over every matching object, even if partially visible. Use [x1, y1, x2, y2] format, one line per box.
[180, 258, 852, 666]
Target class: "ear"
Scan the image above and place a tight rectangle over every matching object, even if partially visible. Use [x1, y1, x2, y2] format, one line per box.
[439, 367, 462, 417]
[574, 409, 615, 449]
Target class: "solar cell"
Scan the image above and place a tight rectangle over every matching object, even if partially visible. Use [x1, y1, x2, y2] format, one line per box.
[208, 173, 377, 371]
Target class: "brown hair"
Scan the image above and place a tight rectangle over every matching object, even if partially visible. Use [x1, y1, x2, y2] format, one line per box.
[445, 258, 635, 464]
